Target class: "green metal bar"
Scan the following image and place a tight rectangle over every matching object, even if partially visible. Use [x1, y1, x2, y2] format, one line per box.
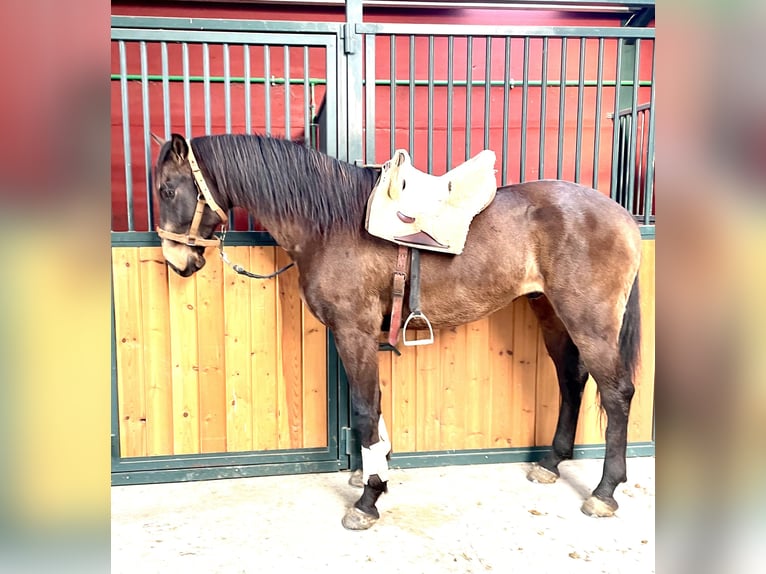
[110, 231, 277, 247]
[538, 36, 548, 179]
[390, 442, 655, 469]
[358, 23, 655, 38]
[501, 36, 510, 185]
[519, 37, 529, 182]
[110, 73, 650, 89]
[264, 45, 272, 135]
[574, 38, 586, 183]
[427, 35, 434, 172]
[118, 41, 134, 232]
[593, 37, 604, 190]
[556, 37, 567, 179]
[446, 36, 454, 169]
[483, 36, 492, 151]
[465, 36, 473, 161]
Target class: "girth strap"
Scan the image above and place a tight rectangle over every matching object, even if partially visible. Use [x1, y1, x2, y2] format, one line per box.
[387, 245, 410, 347]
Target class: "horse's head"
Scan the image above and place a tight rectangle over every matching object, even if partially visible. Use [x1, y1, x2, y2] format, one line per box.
[153, 133, 226, 277]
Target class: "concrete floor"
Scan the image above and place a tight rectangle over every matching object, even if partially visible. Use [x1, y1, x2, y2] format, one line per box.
[111, 457, 654, 573]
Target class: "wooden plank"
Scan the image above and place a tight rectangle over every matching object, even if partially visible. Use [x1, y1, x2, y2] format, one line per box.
[167, 264, 200, 454]
[629, 239, 655, 442]
[488, 304, 515, 448]
[195, 252, 227, 453]
[250, 246, 280, 451]
[112, 248, 146, 457]
[302, 303, 328, 448]
[439, 326, 465, 450]
[510, 298, 538, 447]
[575, 376, 605, 444]
[392, 342, 418, 452]
[464, 318, 491, 450]
[137, 247, 173, 456]
[416, 331, 441, 451]
[534, 326, 560, 447]
[377, 335, 393, 448]
[276, 249, 302, 449]
[223, 246, 253, 452]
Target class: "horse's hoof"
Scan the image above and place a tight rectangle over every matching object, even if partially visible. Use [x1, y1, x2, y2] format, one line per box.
[341, 506, 378, 530]
[527, 464, 559, 484]
[581, 495, 618, 517]
[348, 469, 364, 488]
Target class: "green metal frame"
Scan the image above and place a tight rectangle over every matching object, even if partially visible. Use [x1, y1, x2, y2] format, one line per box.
[111, 3, 655, 485]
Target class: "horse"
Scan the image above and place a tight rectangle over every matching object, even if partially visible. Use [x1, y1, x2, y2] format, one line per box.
[153, 132, 642, 530]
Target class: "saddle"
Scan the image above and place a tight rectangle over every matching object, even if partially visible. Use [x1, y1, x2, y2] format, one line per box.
[365, 149, 497, 255]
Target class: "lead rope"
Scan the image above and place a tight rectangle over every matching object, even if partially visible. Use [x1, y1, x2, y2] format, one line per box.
[217, 225, 295, 280]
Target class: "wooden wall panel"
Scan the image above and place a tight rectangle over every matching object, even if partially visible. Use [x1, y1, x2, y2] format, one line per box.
[114, 241, 654, 460]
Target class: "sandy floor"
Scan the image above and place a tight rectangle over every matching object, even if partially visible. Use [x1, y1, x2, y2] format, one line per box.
[111, 457, 654, 573]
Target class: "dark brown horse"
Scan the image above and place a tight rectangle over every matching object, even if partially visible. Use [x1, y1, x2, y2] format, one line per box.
[154, 133, 642, 530]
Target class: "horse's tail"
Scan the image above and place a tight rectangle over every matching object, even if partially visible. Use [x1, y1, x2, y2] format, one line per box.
[618, 274, 641, 380]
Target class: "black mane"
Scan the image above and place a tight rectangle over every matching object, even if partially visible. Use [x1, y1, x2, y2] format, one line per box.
[190, 134, 378, 236]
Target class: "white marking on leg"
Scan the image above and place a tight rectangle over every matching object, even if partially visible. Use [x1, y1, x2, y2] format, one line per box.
[362, 415, 391, 484]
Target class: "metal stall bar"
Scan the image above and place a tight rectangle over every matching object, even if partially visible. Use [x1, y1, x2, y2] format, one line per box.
[244, 45, 252, 134]
[483, 36, 492, 151]
[390, 36, 396, 157]
[118, 40, 134, 232]
[304, 46, 311, 147]
[520, 36, 530, 181]
[556, 37, 567, 179]
[538, 36, 549, 180]
[465, 36, 473, 161]
[182, 42, 191, 139]
[574, 37, 586, 183]
[592, 37, 604, 190]
[203, 43, 211, 134]
[224, 43, 232, 133]
[427, 35, 434, 172]
[161, 42, 170, 140]
[140, 41, 154, 230]
[643, 45, 655, 225]
[365, 34, 376, 164]
[610, 38, 624, 201]
[409, 35, 415, 160]
[501, 36, 510, 185]
[284, 46, 291, 137]
[264, 45, 272, 135]
[446, 35, 454, 170]
[625, 38, 641, 215]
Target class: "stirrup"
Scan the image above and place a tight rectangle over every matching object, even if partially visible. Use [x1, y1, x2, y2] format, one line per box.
[402, 311, 434, 346]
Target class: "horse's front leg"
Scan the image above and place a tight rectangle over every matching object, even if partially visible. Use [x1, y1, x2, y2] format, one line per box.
[332, 326, 390, 530]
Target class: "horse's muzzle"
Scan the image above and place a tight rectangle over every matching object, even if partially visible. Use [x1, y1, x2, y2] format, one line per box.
[168, 252, 206, 277]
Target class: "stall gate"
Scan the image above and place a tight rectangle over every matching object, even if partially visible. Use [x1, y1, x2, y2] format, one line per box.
[111, 6, 655, 484]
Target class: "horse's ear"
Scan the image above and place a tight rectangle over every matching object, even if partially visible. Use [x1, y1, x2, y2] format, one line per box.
[170, 133, 189, 163]
[151, 132, 166, 147]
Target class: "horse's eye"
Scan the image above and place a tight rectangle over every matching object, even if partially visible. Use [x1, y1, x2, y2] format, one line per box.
[159, 184, 175, 200]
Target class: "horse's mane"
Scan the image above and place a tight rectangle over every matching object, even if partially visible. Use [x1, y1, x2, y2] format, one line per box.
[190, 134, 378, 236]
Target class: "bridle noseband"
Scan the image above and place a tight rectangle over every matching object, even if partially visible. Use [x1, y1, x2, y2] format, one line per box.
[156, 138, 228, 248]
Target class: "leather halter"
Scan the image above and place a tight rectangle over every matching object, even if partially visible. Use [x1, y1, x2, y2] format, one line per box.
[156, 138, 228, 247]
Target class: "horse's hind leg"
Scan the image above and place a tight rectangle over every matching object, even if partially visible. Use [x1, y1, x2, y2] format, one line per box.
[526, 295, 589, 484]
